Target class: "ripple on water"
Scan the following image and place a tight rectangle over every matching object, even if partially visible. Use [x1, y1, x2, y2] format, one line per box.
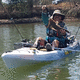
[68, 54, 80, 80]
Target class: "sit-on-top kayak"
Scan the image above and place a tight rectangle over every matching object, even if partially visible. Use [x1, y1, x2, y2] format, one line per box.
[1, 35, 80, 68]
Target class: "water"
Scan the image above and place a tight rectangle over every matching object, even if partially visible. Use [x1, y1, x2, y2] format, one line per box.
[0, 21, 80, 80]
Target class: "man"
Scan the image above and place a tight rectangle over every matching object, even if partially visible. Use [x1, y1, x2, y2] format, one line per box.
[33, 6, 70, 51]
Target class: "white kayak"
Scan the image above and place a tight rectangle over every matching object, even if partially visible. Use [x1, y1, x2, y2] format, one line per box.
[1, 35, 80, 68]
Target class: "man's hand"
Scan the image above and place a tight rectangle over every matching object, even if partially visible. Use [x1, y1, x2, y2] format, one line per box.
[42, 5, 47, 13]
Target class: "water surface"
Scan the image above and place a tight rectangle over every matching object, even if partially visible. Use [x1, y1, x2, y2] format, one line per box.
[0, 21, 80, 80]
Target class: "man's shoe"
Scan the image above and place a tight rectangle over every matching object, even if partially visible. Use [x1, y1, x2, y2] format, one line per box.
[46, 43, 52, 51]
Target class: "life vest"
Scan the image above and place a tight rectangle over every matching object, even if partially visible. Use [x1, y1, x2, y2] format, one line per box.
[46, 27, 57, 37]
[46, 21, 66, 37]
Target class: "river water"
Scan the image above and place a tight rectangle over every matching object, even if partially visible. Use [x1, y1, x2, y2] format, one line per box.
[0, 21, 80, 80]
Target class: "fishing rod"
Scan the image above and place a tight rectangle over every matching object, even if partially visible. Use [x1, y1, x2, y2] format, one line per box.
[75, 26, 80, 39]
[0, 3, 24, 40]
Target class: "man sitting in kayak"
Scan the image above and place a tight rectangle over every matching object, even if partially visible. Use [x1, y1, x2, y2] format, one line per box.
[33, 5, 70, 51]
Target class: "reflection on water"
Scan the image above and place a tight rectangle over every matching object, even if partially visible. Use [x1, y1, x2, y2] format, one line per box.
[0, 23, 46, 53]
[0, 21, 80, 80]
[68, 55, 80, 80]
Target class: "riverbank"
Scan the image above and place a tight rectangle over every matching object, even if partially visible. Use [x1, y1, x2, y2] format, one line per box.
[0, 1, 80, 24]
[0, 17, 42, 24]
[0, 17, 80, 24]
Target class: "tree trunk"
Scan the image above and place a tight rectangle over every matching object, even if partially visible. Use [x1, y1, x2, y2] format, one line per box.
[0, 0, 1, 4]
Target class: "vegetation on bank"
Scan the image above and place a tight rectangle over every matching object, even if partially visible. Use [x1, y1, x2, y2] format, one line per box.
[0, 0, 80, 19]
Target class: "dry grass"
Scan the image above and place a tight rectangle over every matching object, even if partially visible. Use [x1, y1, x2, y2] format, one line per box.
[0, 2, 80, 19]
[46, 2, 75, 10]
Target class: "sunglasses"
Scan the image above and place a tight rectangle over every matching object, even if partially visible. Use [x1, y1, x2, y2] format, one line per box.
[54, 14, 61, 16]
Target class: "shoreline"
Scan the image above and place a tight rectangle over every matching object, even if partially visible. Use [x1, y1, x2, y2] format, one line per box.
[0, 17, 80, 24]
[0, 17, 42, 24]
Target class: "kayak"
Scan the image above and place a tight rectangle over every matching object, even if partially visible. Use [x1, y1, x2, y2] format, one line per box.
[1, 35, 80, 68]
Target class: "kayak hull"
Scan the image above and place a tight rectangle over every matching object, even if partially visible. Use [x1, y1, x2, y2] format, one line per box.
[1, 39, 80, 68]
